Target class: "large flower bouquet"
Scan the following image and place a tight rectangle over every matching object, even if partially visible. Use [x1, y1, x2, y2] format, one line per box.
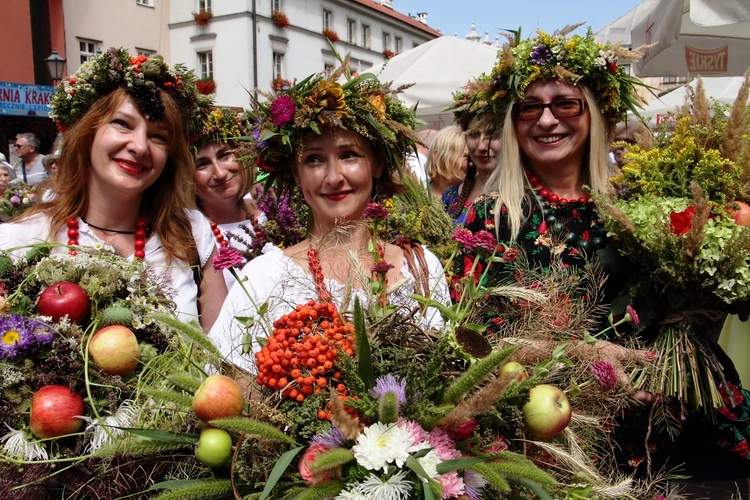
[598, 74, 750, 410]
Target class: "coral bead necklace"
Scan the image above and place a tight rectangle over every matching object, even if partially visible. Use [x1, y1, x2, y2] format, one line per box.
[66, 218, 148, 258]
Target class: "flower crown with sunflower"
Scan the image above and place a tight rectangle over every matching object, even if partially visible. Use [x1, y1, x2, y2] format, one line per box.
[453, 25, 648, 129]
[246, 55, 419, 182]
[194, 107, 247, 151]
[49, 47, 211, 136]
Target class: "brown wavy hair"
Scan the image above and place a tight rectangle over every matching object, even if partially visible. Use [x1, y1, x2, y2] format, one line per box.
[25, 87, 198, 265]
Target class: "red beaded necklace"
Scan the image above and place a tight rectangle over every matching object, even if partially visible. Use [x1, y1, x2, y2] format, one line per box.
[66, 218, 148, 258]
[307, 247, 332, 302]
[527, 173, 591, 205]
[209, 221, 229, 248]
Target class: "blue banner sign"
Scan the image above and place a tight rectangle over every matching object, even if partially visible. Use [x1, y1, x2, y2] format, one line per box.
[0, 81, 54, 118]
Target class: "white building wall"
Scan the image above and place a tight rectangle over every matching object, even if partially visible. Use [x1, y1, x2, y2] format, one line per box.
[63, 0, 170, 74]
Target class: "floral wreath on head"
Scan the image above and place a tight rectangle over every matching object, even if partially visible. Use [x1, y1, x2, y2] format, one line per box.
[49, 47, 211, 137]
[246, 52, 420, 184]
[193, 107, 247, 153]
[454, 25, 649, 129]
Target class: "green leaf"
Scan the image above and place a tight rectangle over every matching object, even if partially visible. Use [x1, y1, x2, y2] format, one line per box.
[442, 346, 517, 404]
[118, 427, 198, 444]
[353, 297, 375, 390]
[259, 446, 304, 500]
[405, 456, 438, 500]
[152, 313, 223, 359]
[436, 456, 492, 474]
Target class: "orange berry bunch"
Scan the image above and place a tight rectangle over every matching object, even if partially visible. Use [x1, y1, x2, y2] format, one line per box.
[254, 300, 355, 404]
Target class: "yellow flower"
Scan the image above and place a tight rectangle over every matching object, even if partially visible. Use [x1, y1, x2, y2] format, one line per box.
[2, 329, 20, 345]
[369, 95, 386, 121]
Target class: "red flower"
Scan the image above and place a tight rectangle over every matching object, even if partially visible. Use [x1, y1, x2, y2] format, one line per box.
[299, 443, 330, 484]
[606, 60, 618, 73]
[270, 95, 296, 126]
[729, 440, 750, 460]
[669, 206, 696, 235]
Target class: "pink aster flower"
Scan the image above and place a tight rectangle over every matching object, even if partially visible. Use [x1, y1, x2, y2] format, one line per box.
[471, 230, 497, 253]
[398, 419, 429, 446]
[270, 95, 296, 126]
[427, 427, 460, 460]
[626, 305, 640, 327]
[590, 361, 617, 390]
[362, 202, 390, 220]
[451, 227, 474, 249]
[213, 246, 245, 272]
[438, 471, 465, 499]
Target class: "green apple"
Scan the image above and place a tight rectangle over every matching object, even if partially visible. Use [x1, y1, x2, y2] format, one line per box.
[522, 384, 572, 439]
[195, 428, 233, 467]
[499, 361, 529, 382]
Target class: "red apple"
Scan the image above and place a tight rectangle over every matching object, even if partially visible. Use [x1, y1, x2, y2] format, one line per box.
[500, 361, 529, 382]
[728, 201, 750, 226]
[522, 384, 572, 439]
[192, 375, 244, 423]
[37, 281, 90, 323]
[195, 428, 233, 467]
[88, 325, 140, 377]
[29, 385, 85, 439]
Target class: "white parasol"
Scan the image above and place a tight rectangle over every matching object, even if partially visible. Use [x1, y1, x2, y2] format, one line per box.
[631, 0, 750, 77]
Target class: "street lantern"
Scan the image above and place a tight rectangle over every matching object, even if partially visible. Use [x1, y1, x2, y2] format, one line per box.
[45, 49, 66, 84]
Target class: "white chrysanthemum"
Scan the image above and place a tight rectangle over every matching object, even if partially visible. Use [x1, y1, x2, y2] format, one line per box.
[356, 471, 413, 500]
[352, 422, 416, 472]
[335, 489, 367, 500]
[416, 449, 441, 481]
[0, 427, 48, 461]
[84, 399, 138, 453]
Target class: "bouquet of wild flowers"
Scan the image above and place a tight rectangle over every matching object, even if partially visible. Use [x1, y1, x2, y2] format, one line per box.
[598, 73, 750, 410]
[0, 180, 36, 221]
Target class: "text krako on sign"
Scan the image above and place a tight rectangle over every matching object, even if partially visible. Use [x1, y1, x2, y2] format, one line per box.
[0, 81, 54, 117]
[685, 45, 729, 74]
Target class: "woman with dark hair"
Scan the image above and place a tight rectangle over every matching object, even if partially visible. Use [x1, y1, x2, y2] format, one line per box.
[0, 48, 227, 329]
[209, 65, 450, 372]
[193, 108, 265, 290]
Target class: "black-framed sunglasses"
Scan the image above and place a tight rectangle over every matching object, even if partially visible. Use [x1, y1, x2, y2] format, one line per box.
[513, 98, 586, 121]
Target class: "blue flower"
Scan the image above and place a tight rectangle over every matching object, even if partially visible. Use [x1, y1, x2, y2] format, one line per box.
[371, 375, 407, 408]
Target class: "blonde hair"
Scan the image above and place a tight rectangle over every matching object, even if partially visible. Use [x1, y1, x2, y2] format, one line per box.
[425, 125, 466, 185]
[24, 87, 199, 265]
[485, 84, 613, 240]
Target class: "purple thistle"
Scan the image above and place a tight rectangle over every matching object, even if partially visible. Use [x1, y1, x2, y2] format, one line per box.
[269, 95, 296, 126]
[626, 305, 640, 327]
[310, 425, 346, 448]
[530, 44, 552, 65]
[213, 246, 246, 272]
[452, 227, 474, 250]
[371, 375, 407, 407]
[463, 469, 488, 500]
[471, 230, 497, 253]
[590, 361, 617, 390]
[361, 202, 390, 220]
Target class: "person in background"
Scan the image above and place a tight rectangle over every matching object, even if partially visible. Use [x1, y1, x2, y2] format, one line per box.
[610, 120, 645, 169]
[193, 108, 265, 290]
[405, 128, 437, 186]
[0, 48, 226, 330]
[12, 132, 47, 185]
[443, 86, 501, 225]
[425, 125, 467, 199]
[0, 163, 11, 196]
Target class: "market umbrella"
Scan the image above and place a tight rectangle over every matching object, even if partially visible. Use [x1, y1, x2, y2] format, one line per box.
[367, 36, 499, 128]
[639, 76, 746, 124]
[631, 0, 750, 77]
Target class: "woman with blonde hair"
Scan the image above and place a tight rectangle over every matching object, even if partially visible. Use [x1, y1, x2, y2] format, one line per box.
[425, 125, 467, 199]
[0, 48, 226, 329]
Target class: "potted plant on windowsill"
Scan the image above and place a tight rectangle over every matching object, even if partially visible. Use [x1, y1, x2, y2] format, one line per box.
[193, 9, 213, 27]
[196, 78, 216, 95]
[272, 10, 290, 28]
[322, 28, 339, 42]
[271, 77, 292, 92]
[383, 49, 395, 59]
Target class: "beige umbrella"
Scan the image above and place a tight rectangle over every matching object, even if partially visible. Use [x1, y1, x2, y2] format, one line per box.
[631, 0, 750, 77]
